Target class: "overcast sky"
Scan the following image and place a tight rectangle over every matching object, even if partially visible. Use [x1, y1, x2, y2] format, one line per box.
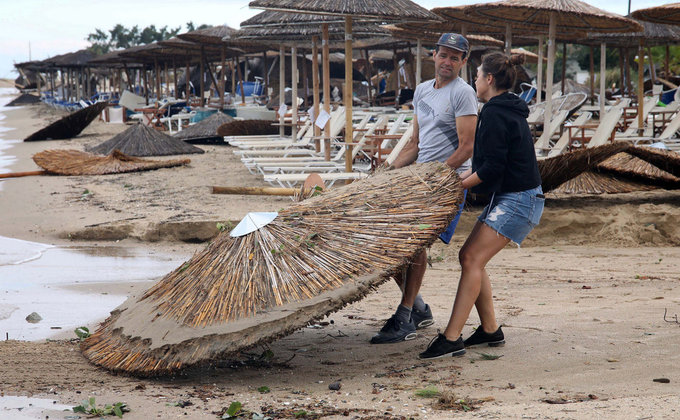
[0, 0, 672, 79]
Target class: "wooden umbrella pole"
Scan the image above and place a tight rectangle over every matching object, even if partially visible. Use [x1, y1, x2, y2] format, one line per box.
[561, 42, 566, 95]
[344, 16, 353, 175]
[392, 48, 399, 92]
[363, 48, 373, 106]
[543, 12, 556, 132]
[665, 45, 670, 79]
[262, 51, 268, 100]
[143, 67, 149, 105]
[625, 48, 632, 95]
[173, 59, 178, 98]
[291, 47, 298, 142]
[154, 58, 160, 104]
[647, 46, 656, 84]
[200, 46, 205, 106]
[0, 170, 47, 179]
[619, 47, 624, 97]
[536, 35, 544, 105]
[236, 55, 246, 105]
[185, 58, 190, 101]
[220, 45, 226, 109]
[600, 42, 606, 118]
[322, 23, 331, 161]
[301, 49, 308, 107]
[415, 39, 422, 85]
[589, 46, 595, 105]
[312, 36, 321, 152]
[164, 61, 169, 97]
[638, 39, 644, 136]
[279, 47, 285, 137]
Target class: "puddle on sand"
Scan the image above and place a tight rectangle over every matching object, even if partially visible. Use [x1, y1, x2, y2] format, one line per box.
[0, 236, 186, 341]
[0, 395, 74, 420]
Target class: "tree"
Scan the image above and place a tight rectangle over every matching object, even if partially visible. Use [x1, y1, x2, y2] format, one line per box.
[86, 22, 206, 54]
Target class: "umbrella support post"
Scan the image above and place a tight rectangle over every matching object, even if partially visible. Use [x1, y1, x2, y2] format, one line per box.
[344, 16, 354, 179]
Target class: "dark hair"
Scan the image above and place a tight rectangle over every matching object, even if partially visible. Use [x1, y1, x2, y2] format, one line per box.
[480, 52, 525, 90]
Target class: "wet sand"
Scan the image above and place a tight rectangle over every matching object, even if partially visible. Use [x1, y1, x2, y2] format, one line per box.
[0, 85, 679, 419]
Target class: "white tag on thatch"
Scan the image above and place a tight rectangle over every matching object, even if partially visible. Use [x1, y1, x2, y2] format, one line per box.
[278, 103, 288, 118]
[315, 110, 331, 130]
[230, 212, 278, 237]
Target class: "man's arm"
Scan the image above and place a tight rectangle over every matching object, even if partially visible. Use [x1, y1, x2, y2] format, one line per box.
[444, 114, 477, 170]
[391, 115, 420, 169]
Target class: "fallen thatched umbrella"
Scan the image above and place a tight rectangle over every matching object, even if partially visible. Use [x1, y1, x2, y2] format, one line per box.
[6, 93, 41, 106]
[552, 170, 659, 195]
[537, 142, 631, 193]
[87, 123, 204, 157]
[24, 102, 109, 142]
[33, 149, 190, 175]
[80, 162, 464, 376]
[597, 152, 680, 186]
[625, 146, 680, 178]
[217, 119, 283, 138]
[172, 111, 234, 144]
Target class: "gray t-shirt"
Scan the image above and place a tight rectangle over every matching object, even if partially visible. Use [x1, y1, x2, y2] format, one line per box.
[413, 77, 478, 173]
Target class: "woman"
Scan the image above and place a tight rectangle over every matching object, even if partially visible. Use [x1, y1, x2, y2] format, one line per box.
[419, 52, 544, 359]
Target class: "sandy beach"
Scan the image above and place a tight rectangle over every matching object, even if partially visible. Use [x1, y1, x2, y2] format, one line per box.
[1, 83, 679, 419]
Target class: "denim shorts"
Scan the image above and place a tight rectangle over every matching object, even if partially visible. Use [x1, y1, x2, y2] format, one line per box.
[477, 186, 544, 246]
[439, 189, 467, 244]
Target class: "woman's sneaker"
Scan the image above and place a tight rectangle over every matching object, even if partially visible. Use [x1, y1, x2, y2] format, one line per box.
[411, 304, 434, 329]
[463, 326, 505, 348]
[370, 314, 417, 344]
[418, 333, 466, 359]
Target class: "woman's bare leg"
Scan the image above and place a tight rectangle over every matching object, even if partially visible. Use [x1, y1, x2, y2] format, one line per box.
[442, 222, 509, 341]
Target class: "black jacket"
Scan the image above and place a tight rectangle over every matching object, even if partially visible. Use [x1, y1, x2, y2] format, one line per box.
[471, 92, 542, 194]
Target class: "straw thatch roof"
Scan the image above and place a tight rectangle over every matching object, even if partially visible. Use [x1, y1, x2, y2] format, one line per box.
[33, 149, 190, 176]
[249, 0, 441, 22]
[552, 170, 658, 194]
[587, 17, 680, 47]
[218, 119, 280, 137]
[46, 49, 96, 68]
[173, 112, 235, 142]
[25, 102, 109, 142]
[537, 142, 631, 192]
[87, 123, 204, 157]
[241, 9, 346, 27]
[80, 162, 463, 376]
[382, 25, 504, 48]
[626, 146, 680, 178]
[177, 25, 239, 45]
[6, 93, 40, 106]
[435, 0, 642, 36]
[632, 3, 680, 25]
[597, 152, 680, 186]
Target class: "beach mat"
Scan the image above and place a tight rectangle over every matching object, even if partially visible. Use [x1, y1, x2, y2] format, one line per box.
[24, 102, 108, 141]
[33, 149, 190, 175]
[538, 142, 631, 193]
[87, 123, 204, 157]
[80, 162, 464, 376]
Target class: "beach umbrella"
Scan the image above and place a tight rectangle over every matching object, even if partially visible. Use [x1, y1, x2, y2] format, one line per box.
[249, 0, 441, 174]
[79, 162, 464, 376]
[632, 3, 680, 26]
[597, 152, 680, 186]
[172, 111, 235, 144]
[31, 149, 190, 175]
[537, 142, 631, 192]
[626, 145, 680, 178]
[24, 101, 109, 141]
[87, 123, 204, 156]
[551, 170, 660, 194]
[435, 1, 641, 130]
[217, 119, 285, 137]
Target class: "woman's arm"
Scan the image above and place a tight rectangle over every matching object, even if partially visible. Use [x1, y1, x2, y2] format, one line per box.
[461, 172, 482, 190]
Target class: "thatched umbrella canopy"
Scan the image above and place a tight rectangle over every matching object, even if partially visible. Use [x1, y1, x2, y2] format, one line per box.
[87, 123, 204, 156]
[249, 0, 441, 170]
[79, 162, 464, 376]
[437, 1, 642, 129]
[177, 25, 239, 45]
[33, 149, 190, 175]
[632, 3, 680, 25]
[551, 170, 659, 194]
[6, 93, 41, 106]
[172, 111, 234, 143]
[24, 101, 108, 141]
[46, 49, 96, 68]
[597, 152, 680, 186]
[626, 146, 680, 178]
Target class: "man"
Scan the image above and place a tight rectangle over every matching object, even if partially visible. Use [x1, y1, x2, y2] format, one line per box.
[371, 33, 478, 344]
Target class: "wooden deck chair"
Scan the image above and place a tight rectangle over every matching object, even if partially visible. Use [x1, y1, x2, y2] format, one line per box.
[616, 109, 680, 150]
[620, 96, 658, 137]
[227, 119, 313, 147]
[534, 110, 569, 155]
[545, 112, 593, 158]
[566, 105, 624, 150]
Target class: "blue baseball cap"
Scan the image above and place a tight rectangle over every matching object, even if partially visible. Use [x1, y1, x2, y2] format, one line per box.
[436, 33, 469, 54]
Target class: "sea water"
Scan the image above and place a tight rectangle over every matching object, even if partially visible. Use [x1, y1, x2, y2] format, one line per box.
[0, 236, 185, 341]
[0, 87, 20, 186]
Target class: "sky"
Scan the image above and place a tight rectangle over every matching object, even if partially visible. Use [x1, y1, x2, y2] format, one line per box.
[0, 0, 673, 79]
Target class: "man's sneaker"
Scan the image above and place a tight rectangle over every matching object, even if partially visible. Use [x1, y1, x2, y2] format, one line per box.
[411, 304, 434, 329]
[370, 314, 417, 344]
[419, 333, 466, 359]
[463, 326, 505, 348]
